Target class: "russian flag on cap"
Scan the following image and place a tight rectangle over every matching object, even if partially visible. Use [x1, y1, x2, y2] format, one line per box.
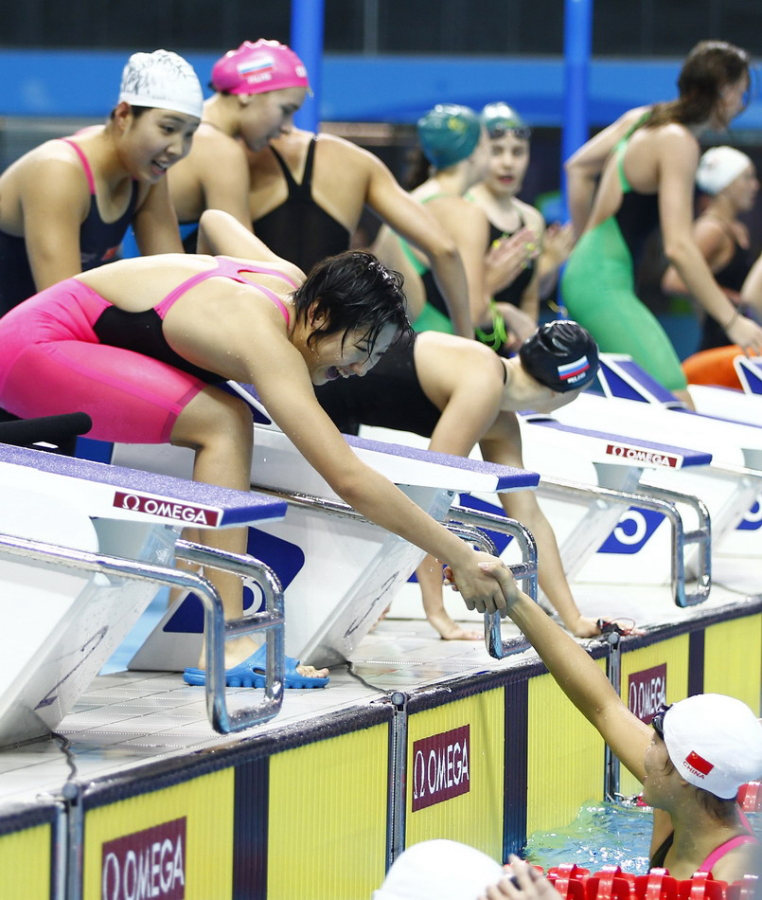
[238, 56, 274, 76]
[558, 355, 590, 382]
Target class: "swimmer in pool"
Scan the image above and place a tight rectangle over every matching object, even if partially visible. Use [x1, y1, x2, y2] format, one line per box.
[483, 564, 762, 882]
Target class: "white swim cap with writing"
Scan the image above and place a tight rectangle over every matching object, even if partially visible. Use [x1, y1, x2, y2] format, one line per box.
[119, 49, 204, 119]
[662, 694, 762, 800]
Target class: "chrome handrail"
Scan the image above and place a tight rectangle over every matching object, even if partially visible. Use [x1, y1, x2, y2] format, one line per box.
[537, 475, 712, 607]
[0, 532, 284, 735]
[446, 506, 539, 659]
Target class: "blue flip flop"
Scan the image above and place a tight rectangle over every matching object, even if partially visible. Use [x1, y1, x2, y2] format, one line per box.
[183, 644, 329, 689]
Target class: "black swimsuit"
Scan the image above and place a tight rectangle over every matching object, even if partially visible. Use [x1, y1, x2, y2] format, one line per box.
[0, 138, 138, 315]
[316, 329, 507, 437]
[253, 137, 351, 273]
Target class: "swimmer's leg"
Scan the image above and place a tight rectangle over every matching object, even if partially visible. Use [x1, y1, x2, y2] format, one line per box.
[171, 387, 328, 682]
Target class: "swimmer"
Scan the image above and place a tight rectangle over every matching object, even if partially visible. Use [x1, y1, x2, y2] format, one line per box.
[168, 39, 309, 247]
[0, 209, 512, 687]
[372, 103, 536, 351]
[469, 103, 572, 349]
[482, 564, 762, 882]
[0, 49, 202, 314]
[562, 40, 762, 404]
[316, 321, 602, 639]
[662, 147, 760, 389]
[244, 125, 473, 337]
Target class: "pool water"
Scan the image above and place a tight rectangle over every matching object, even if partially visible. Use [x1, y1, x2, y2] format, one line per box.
[525, 800, 761, 875]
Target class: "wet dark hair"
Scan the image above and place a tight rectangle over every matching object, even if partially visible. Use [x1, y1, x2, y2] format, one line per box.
[293, 250, 410, 351]
[647, 40, 750, 128]
[519, 321, 599, 392]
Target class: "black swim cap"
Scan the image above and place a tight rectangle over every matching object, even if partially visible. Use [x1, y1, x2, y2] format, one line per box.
[518, 321, 599, 392]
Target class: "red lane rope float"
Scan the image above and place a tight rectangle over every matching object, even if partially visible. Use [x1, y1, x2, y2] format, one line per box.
[737, 782, 761, 813]
[543, 863, 759, 900]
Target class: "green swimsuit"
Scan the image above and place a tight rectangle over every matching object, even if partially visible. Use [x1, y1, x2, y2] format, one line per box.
[560, 121, 688, 391]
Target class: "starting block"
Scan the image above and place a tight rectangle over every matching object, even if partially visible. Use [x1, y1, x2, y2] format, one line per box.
[0, 442, 287, 744]
[112, 399, 540, 668]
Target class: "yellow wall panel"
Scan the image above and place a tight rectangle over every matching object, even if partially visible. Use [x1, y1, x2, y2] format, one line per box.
[405, 690, 504, 862]
[527, 667, 604, 834]
[0, 823, 51, 900]
[268, 723, 389, 900]
[82, 768, 234, 900]
[704, 615, 762, 713]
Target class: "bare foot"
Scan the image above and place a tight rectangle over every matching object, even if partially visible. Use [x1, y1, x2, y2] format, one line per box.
[427, 610, 482, 641]
[296, 663, 330, 679]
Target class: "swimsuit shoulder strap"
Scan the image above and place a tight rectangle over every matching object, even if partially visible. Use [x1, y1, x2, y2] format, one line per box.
[697, 834, 759, 874]
[156, 257, 296, 324]
[302, 135, 318, 185]
[59, 138, 96, 195]
[615, 111, 652, 194]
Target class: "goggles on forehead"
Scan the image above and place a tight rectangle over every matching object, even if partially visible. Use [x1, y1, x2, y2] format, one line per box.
[487, 121, 532, 141]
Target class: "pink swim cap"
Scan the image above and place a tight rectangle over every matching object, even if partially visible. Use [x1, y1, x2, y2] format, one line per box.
[211, 39, 310, 96]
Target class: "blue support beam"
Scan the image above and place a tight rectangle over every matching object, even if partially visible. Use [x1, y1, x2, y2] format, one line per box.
[290, 0, 324, 131]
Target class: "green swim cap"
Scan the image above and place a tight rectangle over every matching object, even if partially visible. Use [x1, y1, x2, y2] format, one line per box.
[482, 102, 531, 140]
[417, 104, 482, 169]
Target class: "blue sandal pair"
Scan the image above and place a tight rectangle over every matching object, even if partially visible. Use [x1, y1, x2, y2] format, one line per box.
[183, 644, 329, 689]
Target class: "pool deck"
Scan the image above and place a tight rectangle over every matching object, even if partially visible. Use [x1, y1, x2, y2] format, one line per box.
[1, 565, 758, 809]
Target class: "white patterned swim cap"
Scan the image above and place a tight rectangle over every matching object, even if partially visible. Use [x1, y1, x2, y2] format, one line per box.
[119, 49, 203, 119]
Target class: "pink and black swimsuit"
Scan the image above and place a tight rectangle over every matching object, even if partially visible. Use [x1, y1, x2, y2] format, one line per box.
[0, 257, 296, 443]
[0, 138, 138, 314]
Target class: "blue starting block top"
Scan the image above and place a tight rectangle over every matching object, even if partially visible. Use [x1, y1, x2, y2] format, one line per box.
[526, 419, 713, 469]
[344, 434, 540, 492]
[0, 443, 286, 528]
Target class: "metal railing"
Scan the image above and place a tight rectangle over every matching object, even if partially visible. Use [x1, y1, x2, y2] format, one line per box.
[446, 504, 538, 659]
[250, 485, 540, 661]
[537, 475, 712, 607]
[0, 532, 284, 736]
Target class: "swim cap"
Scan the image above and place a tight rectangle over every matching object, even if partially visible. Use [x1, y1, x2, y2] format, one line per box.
[519, 321, 599, 392]
[417, 104, 482, 169]
[482, 102, 531, 140]
[119, 50, 203, 119]
[696, 146, 752, 194]
[210, 39, 310, 96]
[660, 694, 762, 800]
[372, 839, 503, 900]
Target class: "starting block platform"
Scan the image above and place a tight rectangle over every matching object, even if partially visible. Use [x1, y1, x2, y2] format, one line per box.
[0, 443, 288, 746]
[112, 418, 540, 669]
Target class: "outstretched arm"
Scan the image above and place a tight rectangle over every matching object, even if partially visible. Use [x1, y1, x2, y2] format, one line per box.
[480, 411, 599, 637]
[249, 351, 511, 615]
[484, 564, 651, 782]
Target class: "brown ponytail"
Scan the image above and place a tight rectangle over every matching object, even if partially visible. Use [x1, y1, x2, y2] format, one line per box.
[646, 40, 750, 129]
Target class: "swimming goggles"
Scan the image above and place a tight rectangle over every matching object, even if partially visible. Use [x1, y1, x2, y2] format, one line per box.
[651, 702, 673, 739]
